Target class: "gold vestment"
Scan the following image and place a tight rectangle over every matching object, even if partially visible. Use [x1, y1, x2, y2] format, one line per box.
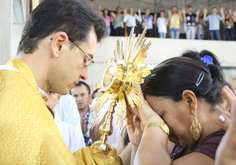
[0, 58, 122, 164]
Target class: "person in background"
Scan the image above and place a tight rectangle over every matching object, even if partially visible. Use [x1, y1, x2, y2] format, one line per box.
[91, 88, 103, 99]
[196, 11, 206, 40]
[89, 99, 125, 149]
[223, 9, 235, 41]
[203, 7, 225, 40]
[45, 91, 86, 153]
[184, 6, 199, 39]
[111, 6, 124, 36]
[142, 8, 156, 37]
[102, 8, 112, 36]
[179, 9, 187, 39]
[123, 7, 142, 35]
[71, 81, 92, 146]
[0, 0, 108, 163]
[54, 94, 84, 132]
[168, 6, 183, 39]
[156, 10, 168, 38]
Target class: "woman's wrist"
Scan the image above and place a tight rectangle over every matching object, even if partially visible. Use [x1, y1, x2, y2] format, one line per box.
[142, 116, 163, 127]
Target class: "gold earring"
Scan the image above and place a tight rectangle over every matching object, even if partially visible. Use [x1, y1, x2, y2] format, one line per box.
[190, 111, 202, 141]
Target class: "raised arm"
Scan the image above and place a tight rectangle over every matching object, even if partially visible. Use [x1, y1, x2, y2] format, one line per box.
[203, 8, 208, 21]
[123, 9, 128, 22]
[153, 13, 157, 24]
[178, 9, 183, 22]
[233, 11, 236, 22]
[168, 10, 172, 22]
[220, 7, 225, 24]
[137, 9, 142, 23]
[182, 9, 186, 22]
[195, 10, 200, 22]
[110, 12, 116, 23]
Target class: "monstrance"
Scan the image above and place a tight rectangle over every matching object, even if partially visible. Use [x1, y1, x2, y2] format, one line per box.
[91, 28, 151, 155]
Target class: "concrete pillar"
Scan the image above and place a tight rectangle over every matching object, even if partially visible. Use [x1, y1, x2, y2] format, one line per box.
[0, 0, 13, 65]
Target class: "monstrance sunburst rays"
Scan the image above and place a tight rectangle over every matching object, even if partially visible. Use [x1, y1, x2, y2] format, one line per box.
[90, 27, 151, 154]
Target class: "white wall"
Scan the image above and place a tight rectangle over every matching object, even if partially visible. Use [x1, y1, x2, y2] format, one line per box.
[10, 30, 236, 86]
[0, 0, 13, 65]
[12, 24, 24, 57]
[86, 37, 236, 86]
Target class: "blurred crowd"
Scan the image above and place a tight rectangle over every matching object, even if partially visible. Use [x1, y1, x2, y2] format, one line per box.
[99, 5, 236, 41]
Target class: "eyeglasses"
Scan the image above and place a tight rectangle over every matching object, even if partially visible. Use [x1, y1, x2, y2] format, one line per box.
[70, 40, 95, 69]
[50, 37, 95, 69]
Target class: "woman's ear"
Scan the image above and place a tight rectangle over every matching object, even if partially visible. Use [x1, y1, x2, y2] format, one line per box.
[182, 90, 197, 115]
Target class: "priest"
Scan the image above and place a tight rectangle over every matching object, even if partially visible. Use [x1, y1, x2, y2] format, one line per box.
[0, 0, 122, 164]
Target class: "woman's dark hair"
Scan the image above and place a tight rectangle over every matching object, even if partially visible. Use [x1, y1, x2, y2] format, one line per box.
[103, 8, 109, 13]
[116, 6, 121, 11]
[160, 10, 165, 15]
[199, 11, 203, 19]
[142, 50, 225, 105]
[18, 0, 106, 54]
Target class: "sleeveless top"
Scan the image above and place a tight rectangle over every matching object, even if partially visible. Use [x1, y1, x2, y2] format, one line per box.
[170, 129, 225, 161]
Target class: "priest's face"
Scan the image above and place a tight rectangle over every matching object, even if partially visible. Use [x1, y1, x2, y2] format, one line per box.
[49, 27, 97, 95]
[72, 85, 91, 112]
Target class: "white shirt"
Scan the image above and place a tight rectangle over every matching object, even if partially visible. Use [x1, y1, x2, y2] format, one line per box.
[142, 15, 153, 29]
[123, 14, 142, 27]
[54, 95, 81, 128]
[88, 99, 126, 149]
[54, 95, 85, 152]
[157, 17, 168, 33]
[54, 112, 85, 153]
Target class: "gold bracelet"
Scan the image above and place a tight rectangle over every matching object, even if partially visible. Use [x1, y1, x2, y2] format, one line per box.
[144, 122, 170, 136]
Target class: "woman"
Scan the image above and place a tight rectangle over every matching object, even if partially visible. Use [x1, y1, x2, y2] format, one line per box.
[141, 8, 156, 37]
[196, 11, 206, 40]
[123, 7, 142, 35]
[128, 50, 230, 165]
[111, 6, 124, 36]
[102, 8, 112, 36]
[156, 11, 168, 38]
[224, 9, 235, 41]
[168, 6, 183, 39]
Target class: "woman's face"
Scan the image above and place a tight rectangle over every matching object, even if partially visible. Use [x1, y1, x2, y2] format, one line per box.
[129, 8, 134, 14]
[117, 7, 121, 14]
[199, 11, 203, 17]
[145, 95, 197, 149]
[104, 9, 108, 15]
[160, 11, 165, 17]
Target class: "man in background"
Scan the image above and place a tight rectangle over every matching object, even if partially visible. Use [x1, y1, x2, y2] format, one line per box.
[184, 6, 199, 39]
[204, 7, 225, 40]
[72, 81, 92, 146]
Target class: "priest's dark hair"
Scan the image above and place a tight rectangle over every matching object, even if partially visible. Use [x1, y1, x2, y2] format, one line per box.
[141, 50, 225, 106]
[18, 0, 106, 54]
